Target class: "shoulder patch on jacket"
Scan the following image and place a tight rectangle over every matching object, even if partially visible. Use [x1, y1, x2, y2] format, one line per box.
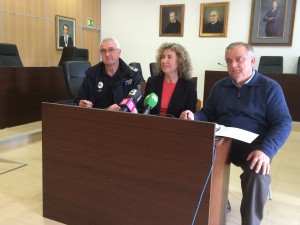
[129, 66, 139, 72]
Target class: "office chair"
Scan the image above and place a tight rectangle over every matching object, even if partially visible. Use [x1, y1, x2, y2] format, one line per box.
[297, 57, 300, 75]
[0, 43, 23, 67]
[129, 62, 145, 82]
[258, 56, 283, 74]
[58, 47, 77, 66]
[192, 77, 198, 87]
[75, 48, 89, 62]
[149, 62, 159, 76]
[62, 61, 91, 98]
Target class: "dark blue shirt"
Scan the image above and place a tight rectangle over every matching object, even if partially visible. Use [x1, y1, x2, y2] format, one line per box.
[195, 71, 292, 159]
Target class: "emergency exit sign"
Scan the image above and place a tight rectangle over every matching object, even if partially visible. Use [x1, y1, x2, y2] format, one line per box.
[87, 18, 95, 27]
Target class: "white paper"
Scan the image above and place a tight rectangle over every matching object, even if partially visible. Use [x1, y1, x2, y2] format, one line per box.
[215, 124, 259, 144]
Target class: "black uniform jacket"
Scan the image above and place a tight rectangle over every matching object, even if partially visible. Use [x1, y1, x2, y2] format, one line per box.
[76, 58, 141, 108]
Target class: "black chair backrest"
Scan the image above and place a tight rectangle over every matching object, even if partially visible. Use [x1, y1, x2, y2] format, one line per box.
[192, 77, 197, 88]
[149, 62, 159, 76]
[129, 62, 145, 82]
[258, 56, 283, 74]
[297, 57, 300, 75]
[0, 43, 23, 67]
[62, 61, 91, 97]
[75, 48, 89, 62]
[58, 47, 77, 66]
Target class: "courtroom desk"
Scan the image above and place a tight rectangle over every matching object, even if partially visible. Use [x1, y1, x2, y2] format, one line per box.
[42, 103, 231, 225]
[204, 70, 300, 122]
[0, 67, 70, 129]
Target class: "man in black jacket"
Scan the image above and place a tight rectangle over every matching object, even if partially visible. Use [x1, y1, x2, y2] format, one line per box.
[76, 38, 141, 110]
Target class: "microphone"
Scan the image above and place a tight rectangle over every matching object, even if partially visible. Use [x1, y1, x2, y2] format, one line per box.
[119, 89, 143, 112]
[119, 98, 136, 112]
[218, 62, 227, 68]
[142, 93, 158, 115]
[127, 89, 142, 104]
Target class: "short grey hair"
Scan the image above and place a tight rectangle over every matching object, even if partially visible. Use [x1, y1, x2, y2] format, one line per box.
[99, 37, 121, 49]
[225, 42, 254, 57]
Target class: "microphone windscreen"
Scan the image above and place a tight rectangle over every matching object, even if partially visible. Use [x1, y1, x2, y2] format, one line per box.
[143, 93, 158, 108]
[119, 98, 136, 112]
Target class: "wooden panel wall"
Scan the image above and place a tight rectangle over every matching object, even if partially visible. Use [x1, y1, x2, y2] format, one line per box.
[0, 0, 101, 66]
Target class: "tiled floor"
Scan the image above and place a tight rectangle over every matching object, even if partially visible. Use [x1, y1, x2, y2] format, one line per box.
[0, 122, 300, 225]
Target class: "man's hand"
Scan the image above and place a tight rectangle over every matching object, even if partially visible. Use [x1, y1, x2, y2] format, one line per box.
[247, 150, 270, 175]
[131, 108, 138, 113]
[107, 104, 121, 111]
[180, 110, 194, 120]
[79, 100, 93, 108]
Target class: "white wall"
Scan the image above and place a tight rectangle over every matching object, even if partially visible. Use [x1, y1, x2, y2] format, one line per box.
[101, 0, 300, 100]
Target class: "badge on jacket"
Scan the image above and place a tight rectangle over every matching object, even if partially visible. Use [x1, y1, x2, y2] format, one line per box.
[125, 79, 133, 85]
[98, 81, 103, 90]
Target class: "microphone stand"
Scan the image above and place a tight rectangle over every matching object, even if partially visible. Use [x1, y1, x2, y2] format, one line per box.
[218, 62, 227, 68]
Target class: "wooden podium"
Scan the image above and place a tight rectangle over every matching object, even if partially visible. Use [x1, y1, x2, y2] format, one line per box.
[42, 103, 231, 225]
[0, 67, 69, 129]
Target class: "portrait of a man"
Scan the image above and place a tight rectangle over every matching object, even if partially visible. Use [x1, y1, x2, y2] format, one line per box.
[249, 0, 296, 46]
[163, 11, 181, 34]
[199, 2, 229, 37]
[257, 0, 286, 38]
[56, 16, 76, 50]
[59, 24, 74, 47]
[203, 10, 224, 33]
[159, 4, 184, 37]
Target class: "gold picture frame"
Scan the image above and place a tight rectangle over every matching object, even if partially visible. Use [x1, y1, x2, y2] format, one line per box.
[159, 4, 185, 37]
[199, 2, 229, 37]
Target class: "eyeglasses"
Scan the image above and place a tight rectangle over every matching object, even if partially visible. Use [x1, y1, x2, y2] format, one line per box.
[225, 56, 249, 65]
[100, 48, 120, 54]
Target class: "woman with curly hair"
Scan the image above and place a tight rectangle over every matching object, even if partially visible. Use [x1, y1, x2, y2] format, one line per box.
[142, 43, 197, 118]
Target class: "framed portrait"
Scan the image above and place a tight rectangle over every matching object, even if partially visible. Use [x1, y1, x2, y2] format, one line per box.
[248, 0, 296, 46]
[199, 2, 229, 37]
[56, 15, 76, 50]
[159, 4, 185, 37]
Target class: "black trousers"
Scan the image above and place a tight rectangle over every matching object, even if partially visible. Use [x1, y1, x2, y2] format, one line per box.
[238, 160, 271, 225]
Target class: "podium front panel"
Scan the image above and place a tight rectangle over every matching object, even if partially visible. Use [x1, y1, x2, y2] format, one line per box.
[42, 103, 230, 225]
